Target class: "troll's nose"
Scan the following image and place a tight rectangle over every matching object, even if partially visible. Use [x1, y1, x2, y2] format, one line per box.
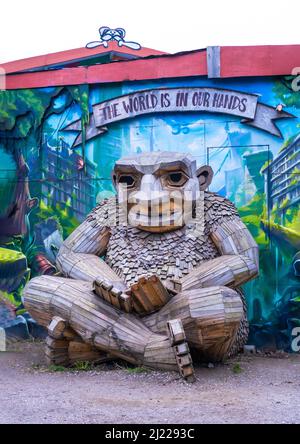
[129, 174, 169, 205]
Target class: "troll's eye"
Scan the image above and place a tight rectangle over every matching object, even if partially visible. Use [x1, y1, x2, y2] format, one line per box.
[118, 174, 136, 188]
[166, 171, 188, 187]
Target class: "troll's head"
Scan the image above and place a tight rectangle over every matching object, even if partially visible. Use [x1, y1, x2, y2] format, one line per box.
[113, 152, 213, 233]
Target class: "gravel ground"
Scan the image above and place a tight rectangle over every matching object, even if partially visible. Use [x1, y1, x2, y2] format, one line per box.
[0, 341, 300, 424]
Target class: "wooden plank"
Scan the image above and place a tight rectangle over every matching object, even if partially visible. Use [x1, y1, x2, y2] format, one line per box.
[167, 319, 186, 345]
[47, 317, 67, 339]
[46, 336, 69, 350]
[131, 275, 171, 315]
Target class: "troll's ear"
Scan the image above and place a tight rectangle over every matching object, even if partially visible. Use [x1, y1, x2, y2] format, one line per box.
[196, 165, 213, 191]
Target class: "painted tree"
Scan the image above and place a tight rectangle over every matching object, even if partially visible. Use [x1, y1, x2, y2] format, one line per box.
[0, 86, 90, 305]
[273, 76, 300, 110]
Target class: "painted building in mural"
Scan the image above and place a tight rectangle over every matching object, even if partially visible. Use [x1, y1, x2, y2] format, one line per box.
[262, 134, 300, 215]
[0, 30, 299, 350]
[38, 136, 97, 221]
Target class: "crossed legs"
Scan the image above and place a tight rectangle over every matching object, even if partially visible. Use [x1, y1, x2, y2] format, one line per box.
[143, 285, 244, 362]
[24, 275, 243, 368]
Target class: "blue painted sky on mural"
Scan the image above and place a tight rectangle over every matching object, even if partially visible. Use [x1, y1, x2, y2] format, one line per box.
[43, 76, 299, 195]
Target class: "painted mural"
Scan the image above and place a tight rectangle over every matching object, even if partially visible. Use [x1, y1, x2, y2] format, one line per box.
[0, 75, 299, 350]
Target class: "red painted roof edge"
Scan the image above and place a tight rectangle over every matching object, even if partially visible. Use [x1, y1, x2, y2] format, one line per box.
[0, 41, 167, 74]
[5, 50, 207, 90]
[2, 44, 300, 90]
[220, 45, 300, 78]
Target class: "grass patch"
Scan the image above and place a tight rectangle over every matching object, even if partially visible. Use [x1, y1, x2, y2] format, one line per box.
[48, 364, 68, 373]
[72, 361, 94, 371]
[48, 361, 96, 372]
[46, 361, 150, 374]
[125, 366, 150, 374]
[232, 363, 243, 374]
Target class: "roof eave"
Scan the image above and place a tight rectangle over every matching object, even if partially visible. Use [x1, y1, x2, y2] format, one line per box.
[0, 40, 167, 74]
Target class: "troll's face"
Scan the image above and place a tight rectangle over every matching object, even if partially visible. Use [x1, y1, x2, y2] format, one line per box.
[113, 152, 213, 233]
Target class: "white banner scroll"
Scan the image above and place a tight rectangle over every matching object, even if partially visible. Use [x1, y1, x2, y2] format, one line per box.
[63, 87, 294, 147]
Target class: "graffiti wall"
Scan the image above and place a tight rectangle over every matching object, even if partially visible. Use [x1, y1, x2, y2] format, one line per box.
[0, 75, 299, 349]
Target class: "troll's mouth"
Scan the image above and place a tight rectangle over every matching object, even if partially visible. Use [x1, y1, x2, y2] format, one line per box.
[128, 206, 184, 228]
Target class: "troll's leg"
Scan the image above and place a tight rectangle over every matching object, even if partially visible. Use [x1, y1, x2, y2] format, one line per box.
[143, 286, 244, 362]
[23, 275, 178, 371]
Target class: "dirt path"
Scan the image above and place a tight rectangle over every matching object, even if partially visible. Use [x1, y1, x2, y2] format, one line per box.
[0, 341, 300, 424]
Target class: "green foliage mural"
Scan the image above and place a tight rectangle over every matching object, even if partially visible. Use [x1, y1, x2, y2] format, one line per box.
[0, 85, 93, 315]
[273, 77, 300, 110]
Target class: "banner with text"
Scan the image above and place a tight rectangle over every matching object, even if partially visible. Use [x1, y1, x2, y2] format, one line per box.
[64, 87, 293, 146]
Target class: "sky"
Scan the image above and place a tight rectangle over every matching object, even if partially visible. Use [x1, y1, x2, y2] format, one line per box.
[1, 0, 300, 63]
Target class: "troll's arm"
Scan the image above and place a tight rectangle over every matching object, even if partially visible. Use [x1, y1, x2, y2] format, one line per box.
[170, 196, 259, 292]
[56, 199, 122, 284]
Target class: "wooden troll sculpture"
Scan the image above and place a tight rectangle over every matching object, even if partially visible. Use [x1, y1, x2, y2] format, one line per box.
[24, 152, 258, 381]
